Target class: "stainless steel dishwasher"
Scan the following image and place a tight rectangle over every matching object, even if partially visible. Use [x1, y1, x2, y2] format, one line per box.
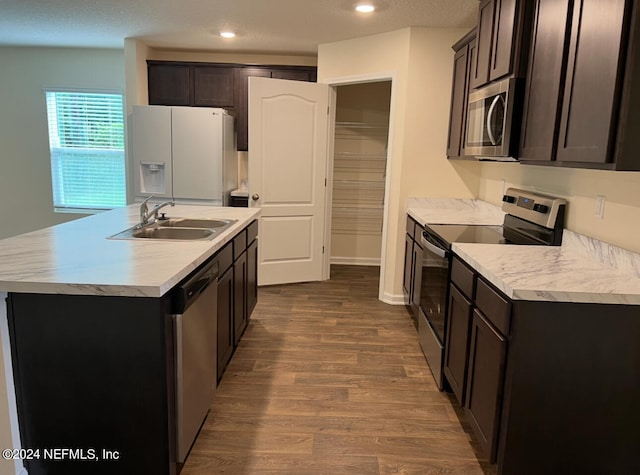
[173, 259, 219, 463]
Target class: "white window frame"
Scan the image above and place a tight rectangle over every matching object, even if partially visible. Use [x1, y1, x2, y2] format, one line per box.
[45, 88, 126, 213]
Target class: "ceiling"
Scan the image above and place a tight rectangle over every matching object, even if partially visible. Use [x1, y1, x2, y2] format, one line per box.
[0, 0, 478, 55]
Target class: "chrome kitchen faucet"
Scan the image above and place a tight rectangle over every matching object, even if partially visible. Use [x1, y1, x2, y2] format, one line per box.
[139, 195, 175, 226]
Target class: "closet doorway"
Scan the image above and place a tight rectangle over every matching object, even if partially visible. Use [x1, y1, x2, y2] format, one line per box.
[329, 81, 392, 271]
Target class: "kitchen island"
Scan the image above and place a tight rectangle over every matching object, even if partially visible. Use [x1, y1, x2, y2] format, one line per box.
[406, 197, 640, 474]
[0, 204, 260, 475]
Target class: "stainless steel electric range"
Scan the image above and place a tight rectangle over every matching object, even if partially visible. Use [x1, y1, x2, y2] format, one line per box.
[417, 188, 567, 389]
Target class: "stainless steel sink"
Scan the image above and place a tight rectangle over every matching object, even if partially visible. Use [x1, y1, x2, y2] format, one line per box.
[132, 227, 214, 240]
[108, 217, 237, 241]
[157, 218, 235, 229]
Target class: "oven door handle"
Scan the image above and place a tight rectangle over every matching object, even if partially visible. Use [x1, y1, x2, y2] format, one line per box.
[421, 232, 449, 259]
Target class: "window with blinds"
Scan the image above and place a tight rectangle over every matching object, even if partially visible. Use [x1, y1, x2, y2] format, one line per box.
[45, 91, 126, 211]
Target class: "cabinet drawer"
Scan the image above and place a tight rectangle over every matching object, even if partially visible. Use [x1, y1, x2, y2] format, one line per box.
[233, 229, 247, 260]
[451, 256, 475, 300]
[247, 220, 258, 245]
[476, 278, 511, 335]
[216, 241, 233, 273]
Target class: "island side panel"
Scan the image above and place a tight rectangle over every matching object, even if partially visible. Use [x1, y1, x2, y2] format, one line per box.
[498, 301, 640, 475]
[7, 292, 176, 475]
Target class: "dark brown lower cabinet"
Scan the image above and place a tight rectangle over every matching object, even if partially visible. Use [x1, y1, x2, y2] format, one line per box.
[247, 239, 258, 317]
[233, 250, 248, 345]
[7, 293, 176, 475]
[443, 284, 474, 405]
[445, 254, 640, 474]
[403, 216, 422, 324]
[464, 309, 507, 463]
[216, 264, 234, 380]
[403, 232, 413, 297]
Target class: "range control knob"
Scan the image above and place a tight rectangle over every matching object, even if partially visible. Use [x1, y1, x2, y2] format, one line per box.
[502, 195, 516, 204]
[533, 204, 549, 214]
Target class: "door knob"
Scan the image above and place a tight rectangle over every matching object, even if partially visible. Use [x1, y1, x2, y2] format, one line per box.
[252, 194, 260, 201]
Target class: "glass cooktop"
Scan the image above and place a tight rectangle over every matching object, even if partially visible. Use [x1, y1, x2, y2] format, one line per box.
[424, 224, 508, 247]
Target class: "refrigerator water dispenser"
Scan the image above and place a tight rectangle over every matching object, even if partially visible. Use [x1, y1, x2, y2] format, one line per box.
[139, 162, 167, 195]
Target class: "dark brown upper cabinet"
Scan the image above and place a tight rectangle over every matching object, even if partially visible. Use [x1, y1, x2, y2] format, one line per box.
[470, 0, 529, 90]
[519, 0, 640, 170]
[147, 61, 317, 151]
[148, 62, 191, 106]
[447, 31, 476, 158]
[193, 66, 235, 107]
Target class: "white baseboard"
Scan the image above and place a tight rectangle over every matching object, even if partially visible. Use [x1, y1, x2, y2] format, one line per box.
[381, 291, 408, 306]
[330, 257, 381, 266]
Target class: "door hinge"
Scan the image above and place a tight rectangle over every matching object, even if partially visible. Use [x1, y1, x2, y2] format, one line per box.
[325, 178, 327, 186]
[322, 246, 325, 254]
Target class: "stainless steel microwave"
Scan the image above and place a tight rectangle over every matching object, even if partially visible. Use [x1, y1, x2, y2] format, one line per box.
[465, 77, 518, 159]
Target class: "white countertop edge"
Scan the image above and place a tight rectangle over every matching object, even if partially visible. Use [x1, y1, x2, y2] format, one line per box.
[510, 288, 640, 305]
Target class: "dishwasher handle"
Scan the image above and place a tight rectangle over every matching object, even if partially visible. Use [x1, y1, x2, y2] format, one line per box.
[173, 261, 219, 313]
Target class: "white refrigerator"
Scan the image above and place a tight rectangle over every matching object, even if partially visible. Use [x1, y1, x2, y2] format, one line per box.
[130, 105, 237, 205]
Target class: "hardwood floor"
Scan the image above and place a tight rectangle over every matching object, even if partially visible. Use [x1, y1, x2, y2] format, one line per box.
[182, 265, 495, 474]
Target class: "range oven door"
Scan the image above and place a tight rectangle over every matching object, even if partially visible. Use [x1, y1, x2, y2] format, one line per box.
[418, 230, 450, 389]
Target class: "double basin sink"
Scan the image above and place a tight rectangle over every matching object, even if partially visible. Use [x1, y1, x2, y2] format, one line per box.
[110, 218, 237, 241]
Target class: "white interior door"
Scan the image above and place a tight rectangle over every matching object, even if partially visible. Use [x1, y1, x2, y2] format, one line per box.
[249, 77, 330, 286]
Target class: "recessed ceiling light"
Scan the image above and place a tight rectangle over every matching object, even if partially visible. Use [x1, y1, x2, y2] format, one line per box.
[220, 31, 236, 39]
[355, 4, 375, 13]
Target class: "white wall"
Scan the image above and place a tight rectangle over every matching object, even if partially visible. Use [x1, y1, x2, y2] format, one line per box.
[0, 47, 125, 240]
[318, 27, 481, 302]
[478, 163, 640, 253]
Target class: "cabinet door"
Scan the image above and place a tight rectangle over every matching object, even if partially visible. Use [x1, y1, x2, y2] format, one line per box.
[246, 239, 258, 318]
[410, 240, 423, 317]
[555, 0, 628, 164]
[193, 66, 235, 107]
[519, 0, 571, 161]
[217, 266, 234, 380]
[233, 251, 248, 345]
[234, 68, 272, 151]
[465, 309, 507, 463]
[489, 0, 517, 82]
[403, 233, 414, 298]
[443, 284, 474, 405]
[447, 39, 473, 158]
[148, 63, 191, 105]
[471, 0, 496, 89]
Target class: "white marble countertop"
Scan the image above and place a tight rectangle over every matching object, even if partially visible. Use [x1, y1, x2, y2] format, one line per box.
[407, 197, 505, 226]
[0, 204, 260, 297]
[406, 196, 640, 305]
[453, 241, 640, 305]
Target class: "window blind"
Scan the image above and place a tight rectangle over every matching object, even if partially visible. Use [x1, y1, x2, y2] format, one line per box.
[45, 91, 126, 211]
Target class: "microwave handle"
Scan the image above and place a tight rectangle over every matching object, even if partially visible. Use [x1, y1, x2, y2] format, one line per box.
[486, 95, 502, 146]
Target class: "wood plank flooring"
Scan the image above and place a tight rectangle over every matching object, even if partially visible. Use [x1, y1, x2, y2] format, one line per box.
[181, 265, 495, 474]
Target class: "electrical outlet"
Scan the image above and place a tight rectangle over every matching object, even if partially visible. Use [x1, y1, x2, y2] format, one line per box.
[595, 196, 605, 219]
